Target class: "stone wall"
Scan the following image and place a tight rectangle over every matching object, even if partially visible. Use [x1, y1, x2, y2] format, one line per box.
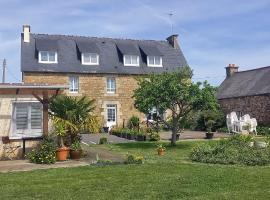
[219, 94, 270, 125]
[23, 72, 145, 127]
[0, 95, 40, 159]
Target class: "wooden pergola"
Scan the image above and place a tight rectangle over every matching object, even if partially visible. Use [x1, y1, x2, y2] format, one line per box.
[0, 83, 68, 136]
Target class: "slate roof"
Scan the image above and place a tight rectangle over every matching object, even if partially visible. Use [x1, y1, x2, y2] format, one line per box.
[217, 66, 270, 99]
[21, 33, 187, 75]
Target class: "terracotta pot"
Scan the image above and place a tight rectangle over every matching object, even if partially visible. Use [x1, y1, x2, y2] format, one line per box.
[70, 150, 82, 160]
[157, 149, 165, 156]
[56, 147, 70, 161]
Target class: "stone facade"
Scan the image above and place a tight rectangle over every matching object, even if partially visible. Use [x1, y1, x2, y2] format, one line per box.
[23, 72, 145, 127]
[219, 94, 270, 125]
[0, 95, 40, 159]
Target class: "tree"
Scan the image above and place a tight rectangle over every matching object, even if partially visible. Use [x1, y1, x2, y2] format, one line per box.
[133, 66, 204, 145]
[50, 95, 100, 141]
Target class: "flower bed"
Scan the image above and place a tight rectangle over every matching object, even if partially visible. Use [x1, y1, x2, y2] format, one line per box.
[190, 135, 270, 166]
[110, 127, 148, 141]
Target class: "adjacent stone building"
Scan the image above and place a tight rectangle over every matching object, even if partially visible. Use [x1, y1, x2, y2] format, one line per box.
[21, 25, 188, 128]
[217, 64, 270, 125]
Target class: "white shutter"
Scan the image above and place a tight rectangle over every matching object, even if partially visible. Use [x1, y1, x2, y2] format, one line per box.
[31, 104, 42, 129]
[15, 105, 28, 130]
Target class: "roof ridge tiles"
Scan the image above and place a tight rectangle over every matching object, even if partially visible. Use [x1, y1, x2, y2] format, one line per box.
[236, 66, 270, 74]
[31, 33, 166, 43]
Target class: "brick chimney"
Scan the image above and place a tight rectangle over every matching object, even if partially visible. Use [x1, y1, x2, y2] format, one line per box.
[225, 64, 239, 78]
[23, 25, 30, 43]
[166, 34, 179, 49]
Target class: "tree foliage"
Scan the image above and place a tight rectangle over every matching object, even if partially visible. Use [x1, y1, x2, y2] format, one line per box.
[50, 95, 100, 138]
[133, 66, 206, 145]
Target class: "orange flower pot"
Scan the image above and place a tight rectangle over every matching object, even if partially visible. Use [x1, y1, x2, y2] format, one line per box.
[157, 149, 165, 156]
[56, 147, 70, 161]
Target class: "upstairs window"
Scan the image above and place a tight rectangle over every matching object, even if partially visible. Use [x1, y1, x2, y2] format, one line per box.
[69, 76, 79, 93]
[147, 56, 162, 67]
[107, 77, 116, 94]
[38, 51, 57, 63]
[82, 53, 99, 65]
[124, 55, 139, 66]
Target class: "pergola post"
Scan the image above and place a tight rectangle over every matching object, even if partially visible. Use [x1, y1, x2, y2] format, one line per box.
[43, 91, 49, 136]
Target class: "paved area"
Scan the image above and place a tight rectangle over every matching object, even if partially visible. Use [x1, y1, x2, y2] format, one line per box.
[0, 144, 124, 173]
[81, 131, 229, 145]
[0, 159, 89, 173]
[81, 133, 133, 145]
[160, 130, 229, 140]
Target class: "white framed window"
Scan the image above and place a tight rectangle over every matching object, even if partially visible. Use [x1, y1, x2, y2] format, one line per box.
[82, 53, 99, 65]
[147, 56, 162, 67]
[12, 102, 43, 138]
[107, 77, 116, 94]
[124, 55, 139, 66]
[38, 51, 57, 63]
[69, 76, 79, 93]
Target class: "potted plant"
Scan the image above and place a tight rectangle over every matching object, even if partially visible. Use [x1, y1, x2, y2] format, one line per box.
[70, 140, 82, 160]
[54, 120, 70, 161]
[156, 144, 166, 156]
[205, 119, 215, 139]
[136, 131, 145, 141]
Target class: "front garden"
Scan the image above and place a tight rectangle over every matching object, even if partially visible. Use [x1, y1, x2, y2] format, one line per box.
[1, 140, 270, 199]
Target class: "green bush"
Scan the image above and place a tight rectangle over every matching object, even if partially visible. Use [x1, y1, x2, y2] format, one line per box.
[99, 137, 108, 144]
[257, 126, 270, 135]
[128, 116, 140, 129]
[27, 137, 57, 164]
[149, 132, 160, 141]
[124, 154, 144, 164]
[190, 135, 270, 166]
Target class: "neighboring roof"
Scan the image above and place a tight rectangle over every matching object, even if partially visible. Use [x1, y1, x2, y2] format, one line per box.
[217, 66, 270, 99]
[21, 33, 187, 75]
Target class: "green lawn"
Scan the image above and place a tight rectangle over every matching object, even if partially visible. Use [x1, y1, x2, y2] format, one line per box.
[1, 141, 270, 200]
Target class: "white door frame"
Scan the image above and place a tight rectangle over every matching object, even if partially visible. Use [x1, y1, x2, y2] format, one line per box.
[106, 104, 117, 129]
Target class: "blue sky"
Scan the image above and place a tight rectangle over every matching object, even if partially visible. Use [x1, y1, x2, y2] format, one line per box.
[1, 0, 270, 85]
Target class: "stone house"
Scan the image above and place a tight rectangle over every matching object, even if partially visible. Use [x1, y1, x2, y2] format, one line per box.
[217, 64, 270, 125]
[21, 25, 188, 129]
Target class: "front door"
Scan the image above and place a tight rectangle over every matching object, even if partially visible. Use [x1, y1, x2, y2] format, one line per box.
[106, 104, 117, 129]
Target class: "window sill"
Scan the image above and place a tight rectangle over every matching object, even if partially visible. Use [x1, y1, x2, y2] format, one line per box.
[38, 61, 58, 64]
[104, 93, 119, 97]
[147, 65, 163, 67]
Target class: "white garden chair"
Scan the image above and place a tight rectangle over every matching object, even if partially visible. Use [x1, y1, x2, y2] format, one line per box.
[226, 112, 246, 134]
[240, 114, 257, 135]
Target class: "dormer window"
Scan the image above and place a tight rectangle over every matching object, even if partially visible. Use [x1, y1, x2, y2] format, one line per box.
[38, 51, 57, 63]
[82, 53, 99, 65]
[147, 56, 162, 67]
[124, 55, 139, 66]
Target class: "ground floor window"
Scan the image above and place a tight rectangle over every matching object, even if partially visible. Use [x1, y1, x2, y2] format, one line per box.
[12, 102, 43, 137]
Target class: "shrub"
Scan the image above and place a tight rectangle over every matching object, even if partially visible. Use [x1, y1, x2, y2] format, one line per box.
[190, 135, 270, 166]
[149, 132, 160, 141]
[99, 137, 108, 144]
[124, 154, 144, 164]
[27, 137, 57, 164]
[257, 126, 270, 135]
[128, 116, 140, 129]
